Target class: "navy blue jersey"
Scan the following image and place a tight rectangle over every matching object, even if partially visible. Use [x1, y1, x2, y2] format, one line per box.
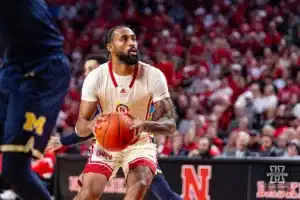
[0, 0, 64, 64]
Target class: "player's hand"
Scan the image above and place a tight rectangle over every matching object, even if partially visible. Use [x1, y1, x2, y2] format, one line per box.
[127, 114, 144, 131]
[95, 113, 110, 122]
[45, 136, 62, 153]
[126, 113, 145, 138]
[88, 113, 109, 134]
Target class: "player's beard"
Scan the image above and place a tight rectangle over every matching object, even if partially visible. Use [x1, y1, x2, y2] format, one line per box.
[117, 50, 139, 65]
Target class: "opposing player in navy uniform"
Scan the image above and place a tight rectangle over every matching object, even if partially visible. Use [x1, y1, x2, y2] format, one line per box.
[46, 54, 182, 200]
[0, 1, 70, 199]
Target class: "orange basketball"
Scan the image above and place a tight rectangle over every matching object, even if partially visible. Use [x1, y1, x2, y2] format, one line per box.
[94, 112, 135, 152]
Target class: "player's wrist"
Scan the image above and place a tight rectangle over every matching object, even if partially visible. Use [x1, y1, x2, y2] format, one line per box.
[85, 121, 96, 136]
[76, 125, 92, 138]
[141, 120, 154, 132]
[59, 137, 64, 146]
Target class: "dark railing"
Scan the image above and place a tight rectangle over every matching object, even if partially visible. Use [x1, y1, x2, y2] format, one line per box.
[54, 154, 300, 200]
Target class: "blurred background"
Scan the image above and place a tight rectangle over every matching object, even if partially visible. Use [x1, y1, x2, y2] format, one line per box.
[1, 0, 300, 199]
[50, 0, 300, 160]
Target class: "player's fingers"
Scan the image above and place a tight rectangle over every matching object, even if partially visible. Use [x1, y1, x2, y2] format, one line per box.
[45, 146, 59, 153]
[129, 126, 135, 130]
[99, 112, 110, 118]
[92, 120, 107, 135]
[45, 146, 54, 153]
[129, 124, 140, 130]
[44, 147, 50, 152]
[98, 118, 108, 123]
[48, 140, 56, 146]
[92, 123, 97, 134]
[95, 123, 101, 129]
[45, 141, 54, 149]
[128, 129, 140, 145]
[125, 113, 135, 119]
[97, 115, 109, 122]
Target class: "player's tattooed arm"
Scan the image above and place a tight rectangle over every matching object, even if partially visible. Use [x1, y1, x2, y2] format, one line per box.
[142, 97, 176, 135]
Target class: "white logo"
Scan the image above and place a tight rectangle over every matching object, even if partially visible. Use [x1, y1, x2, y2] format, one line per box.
[267, 165, 288, 184]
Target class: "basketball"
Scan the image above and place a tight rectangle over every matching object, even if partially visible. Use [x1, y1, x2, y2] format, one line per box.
[94, 112, 136, 152]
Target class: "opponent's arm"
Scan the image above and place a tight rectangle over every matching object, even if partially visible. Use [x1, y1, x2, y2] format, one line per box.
[60, 133, 94, 146]
[46, 111, 96, 152]
[142, 97, 176, 135]
[45, 133, 94, 152]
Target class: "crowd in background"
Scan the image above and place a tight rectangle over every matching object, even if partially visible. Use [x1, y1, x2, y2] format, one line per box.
[42, 0, 300, 160]
[0, 0, 299, 198]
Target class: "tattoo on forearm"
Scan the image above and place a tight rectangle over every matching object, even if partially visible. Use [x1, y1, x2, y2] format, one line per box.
[152, 97, 176, 122]
[140, 97, 176, 134]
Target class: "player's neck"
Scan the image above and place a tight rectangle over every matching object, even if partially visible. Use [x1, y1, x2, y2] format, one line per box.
[112, 60, 136, 76]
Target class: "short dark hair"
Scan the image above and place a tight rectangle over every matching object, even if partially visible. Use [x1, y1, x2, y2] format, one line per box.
[104, 25, 132, 58]
[84, 54, 107, 65]
[104, 25, 131, 47]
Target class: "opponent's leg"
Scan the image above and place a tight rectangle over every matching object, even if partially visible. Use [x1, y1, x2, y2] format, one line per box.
[0, 55, 70, 200]
[150, 172, 182, 200]
[73, 173, 107, 200]
[125, 166, 154, 200]
[0, 91, 52, 200]
[1, 92, 65, 200]
[2, 152, 52, 200]
[0, 91, 8, 144]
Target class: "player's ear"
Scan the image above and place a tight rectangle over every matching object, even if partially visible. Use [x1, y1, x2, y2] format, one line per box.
[106, 43, 112, 53]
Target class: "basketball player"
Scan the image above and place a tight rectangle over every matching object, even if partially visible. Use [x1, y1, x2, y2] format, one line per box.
[0, 1, 70, 200]
[74, 26, 176, 200]
[83, 54, 107, 77]
[46, 54, 182, 200]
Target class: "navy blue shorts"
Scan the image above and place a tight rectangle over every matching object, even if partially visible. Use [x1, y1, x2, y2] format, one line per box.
[0, 54, 70, 158]
[156, 163, 163, 175]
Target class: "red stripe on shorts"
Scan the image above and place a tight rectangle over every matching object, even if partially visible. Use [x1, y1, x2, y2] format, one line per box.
[83, 163, 112, 180]
[83, 144, 113, 180]
[128, 157, 157, 175]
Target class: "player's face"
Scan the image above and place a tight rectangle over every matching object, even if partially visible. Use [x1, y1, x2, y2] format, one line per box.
[84, 59, 99, 76]
[111, 28, 139, 65]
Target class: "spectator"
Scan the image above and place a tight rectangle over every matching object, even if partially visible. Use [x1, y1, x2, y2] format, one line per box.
[274, 133, 289, 156]
[261, 84, 278, 112]
[261, 125, 275, 137]
[174, 94, 189, 122]
[182, 128, 198, 152]
[259, 134, 277, 157]
[178, 108, 195, 135]
[231, 116, 251, 134]
[282, 139, 300, 158]
[155, 52, 175, 86]
[296, 126, 300, 141]
[169, 134, 188, 156]
[210, 77, 233, 101]
[188, 137, 219, 159]
[59, 0, 77, 20]
[155, 135, 167, 155]
[188, 67, 210, 94]
[247, 130, 260, 153]
[222, 131, 250, 157]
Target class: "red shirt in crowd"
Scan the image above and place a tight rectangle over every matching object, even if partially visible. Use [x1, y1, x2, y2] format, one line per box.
[156, 61, 174, 86]
[32, 152, 56, 179]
